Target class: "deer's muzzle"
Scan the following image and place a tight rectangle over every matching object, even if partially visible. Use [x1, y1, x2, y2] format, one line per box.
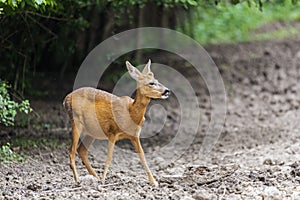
[161, 89, 171, 99]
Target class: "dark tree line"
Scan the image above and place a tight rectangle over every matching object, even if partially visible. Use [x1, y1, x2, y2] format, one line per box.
[0, 0, 295, 93]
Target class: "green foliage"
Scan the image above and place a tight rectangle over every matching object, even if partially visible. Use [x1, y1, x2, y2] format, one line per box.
[0, 143, 24, 163]
[156, 0, 199, 8]
[1, 0, 300, 92]
[0, 0, 57, 13]
[106, 0, 200, 9]
[191, 0, 300, 44]
[0, 0, 90, 93]
[0, 80, 32, 126]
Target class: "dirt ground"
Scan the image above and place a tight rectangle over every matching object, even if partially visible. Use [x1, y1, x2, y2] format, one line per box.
[1, 38, 300, 200]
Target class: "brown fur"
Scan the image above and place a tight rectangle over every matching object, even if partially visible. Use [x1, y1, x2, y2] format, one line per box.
[63, 60, 170, 186]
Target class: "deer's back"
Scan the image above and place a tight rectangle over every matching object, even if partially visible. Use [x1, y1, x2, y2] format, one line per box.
[63, 87, 134, 139]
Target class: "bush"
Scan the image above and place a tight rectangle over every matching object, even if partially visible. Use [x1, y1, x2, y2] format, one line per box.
[0, 143, 24, 163]
[0, 80, 32, 126]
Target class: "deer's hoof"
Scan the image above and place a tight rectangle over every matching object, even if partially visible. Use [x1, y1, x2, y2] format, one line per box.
[75, 181, 81, 186]
[152, 180, 159, 187]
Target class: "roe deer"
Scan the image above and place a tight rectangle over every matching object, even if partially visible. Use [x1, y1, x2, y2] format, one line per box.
[63, 59, 170, 186]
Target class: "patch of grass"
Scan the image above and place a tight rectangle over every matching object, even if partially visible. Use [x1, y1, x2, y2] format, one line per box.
[0, 134, 69, 163]
[13, 135, 69, 149]
[252, 26, 299, 41]
[0, 143, 25, 163]
[191, 1, 300, 44]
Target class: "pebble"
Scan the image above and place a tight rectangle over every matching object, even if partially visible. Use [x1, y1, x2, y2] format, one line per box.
[181, 195, 195, 200]
[79, 175, 99, 188]
[192, 189, 211, 200]
[263, 186, 281, 200]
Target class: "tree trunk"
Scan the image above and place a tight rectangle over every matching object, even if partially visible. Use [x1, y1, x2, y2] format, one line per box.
[88, 6, 101, 52]
[135, 6, 144, 63]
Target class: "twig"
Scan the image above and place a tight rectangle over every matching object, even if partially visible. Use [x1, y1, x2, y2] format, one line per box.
[0, 43, 26, 58]
[100, 181, 124, 187]
[42, 186, 83, 193]
[196, 165, 239, 186]
[0, 31, 18, 44]
[20, 13, 34, 92]
[25, 11, 69, 21]
[26, 14, 57, 38]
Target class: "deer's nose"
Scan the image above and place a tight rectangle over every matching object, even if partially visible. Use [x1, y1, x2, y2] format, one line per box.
[162, 89, 171, 96]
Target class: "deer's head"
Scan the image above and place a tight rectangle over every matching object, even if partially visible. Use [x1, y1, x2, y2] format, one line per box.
[126, 59, 170, 99]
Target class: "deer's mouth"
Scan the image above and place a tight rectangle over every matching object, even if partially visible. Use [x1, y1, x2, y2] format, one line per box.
[161, 89, 171, 99]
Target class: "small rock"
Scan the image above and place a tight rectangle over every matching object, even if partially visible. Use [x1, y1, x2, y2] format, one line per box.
[293, 191, 300, 200]
[263, 159, 273, 165]
[80, 192, 88, 199]
[193, 189, 211, 200]
[79, 175, 99, 189]
[181, 196, 195, 200]
[263, 186, 281, 200]
[290, 161, 300, 168]
[263, 159, 284, 166]
[153, 156, 165, 165]
[291, 168, 300, 177]
[89, 189, 101, 198]
[27, 183, 42, 191]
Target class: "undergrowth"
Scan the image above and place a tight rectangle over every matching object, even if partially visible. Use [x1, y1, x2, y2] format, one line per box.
[0, 143, 24, 163]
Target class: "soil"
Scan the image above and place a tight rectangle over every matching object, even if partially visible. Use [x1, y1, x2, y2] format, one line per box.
[1, 38, 300, 199]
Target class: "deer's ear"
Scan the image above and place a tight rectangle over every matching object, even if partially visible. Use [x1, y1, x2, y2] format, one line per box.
[126, 61, 141, 80]
[142, 59, 151, 74]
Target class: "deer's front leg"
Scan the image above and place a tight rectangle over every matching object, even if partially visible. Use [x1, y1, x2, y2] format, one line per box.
[131, 137, 158, 187]
[102, 138, 116, 184]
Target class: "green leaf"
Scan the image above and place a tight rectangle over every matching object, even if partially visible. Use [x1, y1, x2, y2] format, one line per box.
[187, 0, 197, 6]
[0, 80, 32, 126]
[35, 0, 43, 5]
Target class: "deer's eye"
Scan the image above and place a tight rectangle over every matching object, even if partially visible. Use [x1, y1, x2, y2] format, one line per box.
[149, 82, 156, 86]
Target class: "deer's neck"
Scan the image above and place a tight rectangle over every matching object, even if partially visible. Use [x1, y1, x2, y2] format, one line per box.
[130, 89, 150, 126]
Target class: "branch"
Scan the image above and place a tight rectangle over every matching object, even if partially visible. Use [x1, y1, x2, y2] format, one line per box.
[25, 11, 69, 21]
[26, 14, 57, 39]
[0, 43, 26, 58]
[0, 31, 18, 44]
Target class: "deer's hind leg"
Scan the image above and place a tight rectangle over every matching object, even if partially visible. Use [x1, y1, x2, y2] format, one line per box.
[77, 135, 100, 180]
[69, 122, 82, 184]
